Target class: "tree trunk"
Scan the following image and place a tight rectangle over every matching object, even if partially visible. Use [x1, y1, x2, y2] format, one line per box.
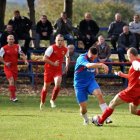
[64, 0, 73, 20]
[27, 0, 36, 46]
[27, 0, 36, 25]
[0, 0, 6, 31]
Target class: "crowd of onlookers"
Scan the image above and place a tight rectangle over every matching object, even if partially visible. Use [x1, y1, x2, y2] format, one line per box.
[0, 10, 140, 76]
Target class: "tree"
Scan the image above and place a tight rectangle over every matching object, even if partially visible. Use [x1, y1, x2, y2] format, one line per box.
[27, 0, 36, 25]
[27, 0, 36, 42]
[64, 0, 73, 19]
[0, 0, 6, 31]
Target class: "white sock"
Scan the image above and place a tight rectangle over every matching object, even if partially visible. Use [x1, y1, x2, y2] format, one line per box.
[81, 113, 88, 122]
[99, 103, 108, 112]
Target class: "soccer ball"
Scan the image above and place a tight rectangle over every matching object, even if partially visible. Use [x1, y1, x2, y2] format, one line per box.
[92, 115, 103, 126]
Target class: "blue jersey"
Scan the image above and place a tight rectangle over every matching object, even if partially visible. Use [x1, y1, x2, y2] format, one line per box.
[74, 53, 97, 87]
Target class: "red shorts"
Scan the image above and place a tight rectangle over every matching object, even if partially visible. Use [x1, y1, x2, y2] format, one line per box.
[4, 69, 18, 80]
[44, 71, 62, 83]
[4, 66, 18, 80]
[119, 87, 140, 106]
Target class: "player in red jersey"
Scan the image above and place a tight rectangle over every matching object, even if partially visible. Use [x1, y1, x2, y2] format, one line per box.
[40, 34, 70, 109]
[0, 35, 28, 102]
[92, 47, 140, 126]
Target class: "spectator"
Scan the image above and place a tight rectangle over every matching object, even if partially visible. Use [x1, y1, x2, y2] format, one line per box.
[95, 35, 112, 73]
[108, 13, 126, 51]
[117, 25, 136, 71]
[54, 12, 74, 45]
[8, 10, 32, 54]
[40, 34, 70, 110]
[0, 24, 18, 47]
[0, 35, 28, 102]
[129, 14, 140, 51]
[62, 44, 79, 87]
[35, 15, 53, 48]
[118, 25, 136, 62]
[79, 12, 99, 50]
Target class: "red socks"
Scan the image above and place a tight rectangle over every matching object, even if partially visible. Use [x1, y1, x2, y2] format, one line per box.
[51, 87, 60, 101]
[41, 89, 47, 104]
[9, 85, 16, 99]
[99, 107, 114, 124]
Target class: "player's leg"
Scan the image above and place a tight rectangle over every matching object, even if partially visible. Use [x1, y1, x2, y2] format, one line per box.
[50, 76, 62, 108]
[40, 82, 51, 110]
[79, 101, 89, 125]
[93, 88, 112, 124]
[8, 77, 17, 101]
[75, 87, 89, 125]
[129, 99, 140, 116]
[95, 94, 125, 125]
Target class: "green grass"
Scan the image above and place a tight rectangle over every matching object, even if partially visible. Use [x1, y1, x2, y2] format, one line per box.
[0, 95, 140, 140]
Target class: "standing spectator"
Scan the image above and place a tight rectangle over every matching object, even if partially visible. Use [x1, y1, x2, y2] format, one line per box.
[74, 46, 112, 125]
[8, 10, 32, 54]
[0, 35, 28, 102]
[79, 12, 99, 50]
[117, 25, 136, 72]
[95, 35, 112, 73]
[35, 15, 53, 48]
[62, 44, 79, 87]
[54, 12, 74, 45]
[0, 24, 18, 47]
[129, 14, 140, 51]
[92, 47, 140, 126]
[40, 34, 70, 110]
[108, 13, 126, 51]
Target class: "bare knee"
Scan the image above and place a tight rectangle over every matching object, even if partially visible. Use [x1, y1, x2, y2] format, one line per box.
[79, 102, 87, 114]
[129, 103, 137, 115]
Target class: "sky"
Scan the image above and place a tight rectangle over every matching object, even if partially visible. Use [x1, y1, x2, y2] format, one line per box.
[7, 0, 27, 5]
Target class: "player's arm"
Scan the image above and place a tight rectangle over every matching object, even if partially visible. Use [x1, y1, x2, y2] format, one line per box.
[64, 50, 70, 73]
[43, 46, 59, 66]
[0, 48, 11, 67]
[18, 46, 28, 65]
[118, 71, 128, 78]
[86, 63, 109, 74]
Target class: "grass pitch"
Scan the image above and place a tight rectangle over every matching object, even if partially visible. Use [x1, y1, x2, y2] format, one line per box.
[0, 95, 140, 140]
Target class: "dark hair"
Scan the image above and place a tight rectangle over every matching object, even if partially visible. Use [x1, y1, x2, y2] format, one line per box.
[128, 47, 138, 56]
[14, 10, 20, 14]
[89, 46, 98, 55]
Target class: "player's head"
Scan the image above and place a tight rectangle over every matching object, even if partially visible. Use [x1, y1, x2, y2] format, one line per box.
[88, 46, 98, 61]
[7, 35, 15, 45]
[55, 34, 64, 47]
[14, 10, 20, 18]
[127, 47, 138, 62]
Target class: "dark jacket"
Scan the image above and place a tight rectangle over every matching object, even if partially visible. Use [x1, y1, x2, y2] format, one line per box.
[54, 18, 73, 35]
[8, 16, 32, 35]
[108, 21, 126, 37]
[0, 31, 18, 47]
[117, 31, 136, 49]
[36, 20, 53, 37]
[95, 42, 111, 59]
[79, 19, 99, 36]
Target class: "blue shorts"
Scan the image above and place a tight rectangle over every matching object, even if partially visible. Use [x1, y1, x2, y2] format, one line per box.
[74, 80, 100, 103]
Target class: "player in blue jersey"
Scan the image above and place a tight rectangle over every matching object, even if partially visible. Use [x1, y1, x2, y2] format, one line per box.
[74, 46, 112, 125]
